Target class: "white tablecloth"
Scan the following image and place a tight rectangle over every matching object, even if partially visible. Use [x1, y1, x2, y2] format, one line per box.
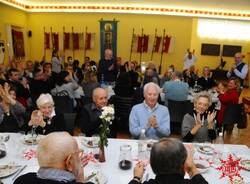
[0, 133, 250, 184]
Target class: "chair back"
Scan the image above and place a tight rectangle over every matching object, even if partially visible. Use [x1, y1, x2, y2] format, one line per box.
[63, 113, 77, 135]
[52, 96, 74, 113]
[114, 96, 133, 131]
[167, 100, 192, 134]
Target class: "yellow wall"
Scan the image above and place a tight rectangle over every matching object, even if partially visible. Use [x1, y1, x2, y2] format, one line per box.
[0, 3, 28, 64]
[1, 3, 250, 74]
[27, 13, 192, 72]
[190, 18, 250, 75]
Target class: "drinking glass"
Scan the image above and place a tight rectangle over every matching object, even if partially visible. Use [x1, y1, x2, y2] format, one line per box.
[119, 145, 132, 170]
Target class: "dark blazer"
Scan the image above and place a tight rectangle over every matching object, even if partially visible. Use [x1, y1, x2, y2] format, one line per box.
[14, 172, 93, 184]
[75, 103, 116, 137]
[129, 174, 208, 184]
[197, 77, 216, 90]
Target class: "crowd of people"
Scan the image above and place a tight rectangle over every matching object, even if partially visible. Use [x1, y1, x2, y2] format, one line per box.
[0, 48, 248, 184]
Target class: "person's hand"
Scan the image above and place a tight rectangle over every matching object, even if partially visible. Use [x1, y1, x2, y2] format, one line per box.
[108, 64, 114, 71]
[148, 115, 158, 128]
[134, 162, 145, 180]
[207, 111, 217, 129]
[184, 149, 199, 178]
[191, 113, 202, 135]
[231, 64, 236, 71]
[29, 110, 45, 127]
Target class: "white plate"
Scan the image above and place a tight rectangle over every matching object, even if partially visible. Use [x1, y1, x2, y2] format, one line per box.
[86, 171, 107, 184]
[23, 135, 44, 145]
[194, 160, 209, 173]
[239, 160, 250, 171]
[0, 165, 20, 178]
[197, 145, 214, 155]
[81, 137, 99, 148]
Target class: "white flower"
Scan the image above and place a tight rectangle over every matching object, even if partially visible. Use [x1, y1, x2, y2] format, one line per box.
[100, 105, 114, 123]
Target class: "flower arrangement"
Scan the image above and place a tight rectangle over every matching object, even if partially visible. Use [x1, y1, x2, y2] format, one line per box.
[99, 105, 114, 148]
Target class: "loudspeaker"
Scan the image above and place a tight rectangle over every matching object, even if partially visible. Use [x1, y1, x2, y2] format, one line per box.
[28, 30, 32, 37]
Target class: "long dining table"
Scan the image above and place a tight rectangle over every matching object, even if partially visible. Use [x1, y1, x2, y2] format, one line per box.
[0, 133, 250, 184]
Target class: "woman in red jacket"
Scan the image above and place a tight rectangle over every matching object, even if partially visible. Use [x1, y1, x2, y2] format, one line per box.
[217, 77, 240, 133]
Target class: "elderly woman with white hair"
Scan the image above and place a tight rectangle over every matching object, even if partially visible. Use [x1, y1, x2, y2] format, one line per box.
[181, 91, 216, 142]
[28, 93, 65, 135]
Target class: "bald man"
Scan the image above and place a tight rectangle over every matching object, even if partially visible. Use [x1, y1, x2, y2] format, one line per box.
[75, 88, 116, 137]
[14, 132, 93, 184]
[227, 52, 248, 86]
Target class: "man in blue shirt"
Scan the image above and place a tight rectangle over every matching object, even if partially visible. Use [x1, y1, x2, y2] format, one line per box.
[129, 82, 170, 139]
[162, 70, 189, 104]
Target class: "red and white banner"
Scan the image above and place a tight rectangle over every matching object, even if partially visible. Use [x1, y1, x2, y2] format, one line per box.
[132, 34, 150, 53]
[161, 36, 174, 53]
[44, 32, 50, 49]
[52, 33, 59, 51]
[63, 32, 70, 50]
[153, 36, 162, 53]
[85, 33, 95, 50]
[72, 33, 79, 50]
[12, 29, 25, 58]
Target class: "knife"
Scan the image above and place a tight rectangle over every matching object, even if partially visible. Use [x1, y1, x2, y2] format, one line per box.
[12, 165, 27, 181]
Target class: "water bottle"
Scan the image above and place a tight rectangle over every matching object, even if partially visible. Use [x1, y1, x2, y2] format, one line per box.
[139, 129, 146, 140]
[138, 129, 147, 160]
[100, 74, 105, 88]
[213, 132, 224, 164]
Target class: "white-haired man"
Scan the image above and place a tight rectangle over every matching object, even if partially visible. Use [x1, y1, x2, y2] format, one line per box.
[129, 82, 170, 139]
[14, 132, 93, 184]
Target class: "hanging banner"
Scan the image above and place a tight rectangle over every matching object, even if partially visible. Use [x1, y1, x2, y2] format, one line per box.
[11, 29, 25, 58]
[52, 33, 59, 51]
[100, 19, 118, 59]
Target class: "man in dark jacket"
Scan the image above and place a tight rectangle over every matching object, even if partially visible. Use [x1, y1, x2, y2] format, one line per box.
[129, 138, 208, 184]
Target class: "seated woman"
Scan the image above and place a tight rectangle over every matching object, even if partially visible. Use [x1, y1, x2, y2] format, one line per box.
[182, 91, 216, 142]
[81, 71, 100, 98]
[51, 71, 83, 108]
[217, 77, 240, 133]
[28, 93, 65, 135]
[0, 83, 25, 132]
[129, 138, 208, 184]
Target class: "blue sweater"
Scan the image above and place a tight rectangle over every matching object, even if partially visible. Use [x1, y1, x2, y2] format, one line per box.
[129, 102, 170, 139]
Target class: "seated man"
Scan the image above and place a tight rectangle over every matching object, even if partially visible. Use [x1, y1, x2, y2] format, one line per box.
[197, 66, 216, 90]
[162, 70, 189, 103]
[75, 88, 116, 137]
[14, 132, 93, 184]
[129, 82, 170, 139]
[129, 138, 208, 184]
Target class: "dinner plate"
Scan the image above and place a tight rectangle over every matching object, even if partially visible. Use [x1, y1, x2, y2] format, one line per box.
[86, 171, 107, 184]
[194, 160, 209, 173]
[239, 159, 250, 171]
[81, 137, 99, 148]
[197, 145, 214, 155]
[0, 165, 20, 178]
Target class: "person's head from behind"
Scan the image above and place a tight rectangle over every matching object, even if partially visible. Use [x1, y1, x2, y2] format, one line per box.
[172, 71, 183, 81]
[52, 50, 58, 58]
[36, 93, 54, 118]
[85, 71, 97, 83]
[143, 82, 160, 108]
[33, 68, 45, 81]
[150, 138, 187, 175]
[56, 71, 70, 86]
[104, 49, 113, 60]
[92, 88, 108, 109]
[37, 132, 82, 174]
[193, 91, 212, 114]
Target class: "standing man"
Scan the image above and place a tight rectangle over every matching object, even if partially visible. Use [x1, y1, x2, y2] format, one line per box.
[227, 52, 248, 87]
[183, 49, 196, 70]
[129, 82, 170, 139]
[98, 49, 118, 85]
